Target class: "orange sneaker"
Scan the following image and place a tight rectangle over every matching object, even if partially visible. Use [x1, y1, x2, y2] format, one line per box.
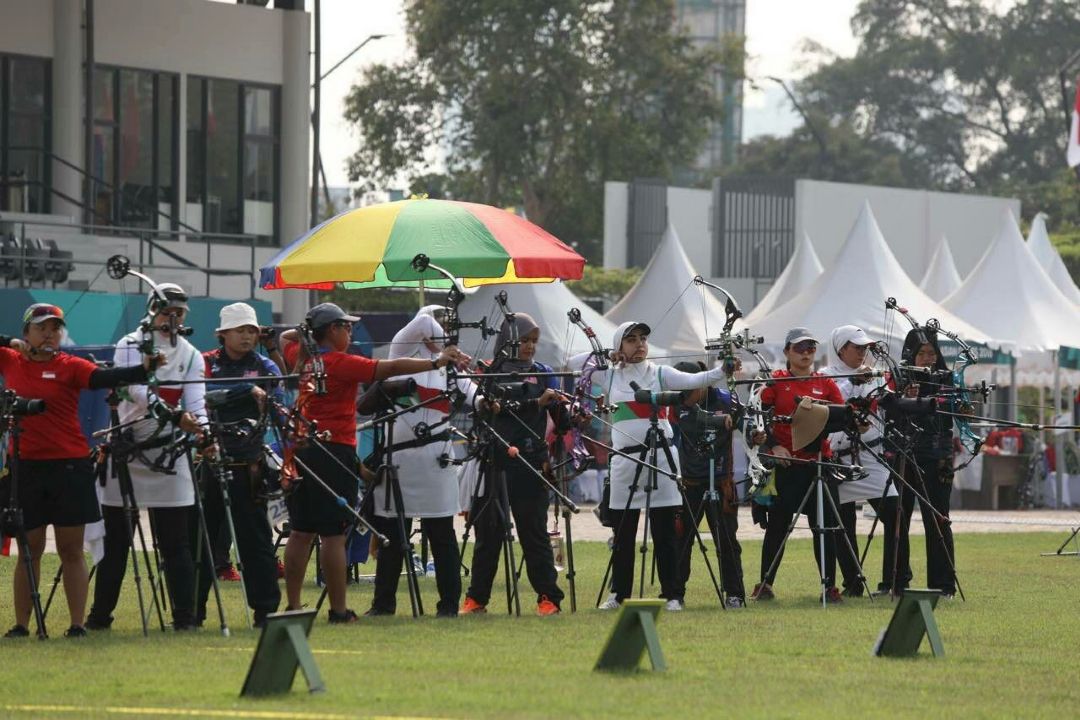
[537, 595, 560, 616]
[217, 564, 241, 582]
[460, 596, 487, 614]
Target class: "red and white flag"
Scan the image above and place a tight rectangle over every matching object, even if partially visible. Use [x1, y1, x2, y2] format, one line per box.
[1068, 78, 1080, 167]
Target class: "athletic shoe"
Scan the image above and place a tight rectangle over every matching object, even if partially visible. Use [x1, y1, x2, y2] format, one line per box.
[598, 593, 621, 610]
[751, 583, 775, 601]
[363, 606, 394, 617]
[64, 625, 87, 638]
[460, 596, 487, 614]
[664, 598, 685, 612]
[841, 585, 865, 598]
[84, 614, 113, 631]
[217, 564, 241, 582]
[275, 558, 285, 579]
[725, 596, 746, 609]
[4, 625, 29, 638]
[824, 586, 844, 604]
[436, 608, 458, 618]
[327, 608, 359, 624]
[537, 596, 561, 616]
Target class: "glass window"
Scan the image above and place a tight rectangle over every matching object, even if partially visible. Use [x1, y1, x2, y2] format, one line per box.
[93, 68, 115, 123]
[157, 75, 175, 224]
[91, 124, 114, 223]
[3, 56, 50, 213]
[186, 78, 204, 206]
[118, 69, 155, 226]
[9, 57, 46, 114]
[205, 79, 240, 235]
[244, 87, 272, 136]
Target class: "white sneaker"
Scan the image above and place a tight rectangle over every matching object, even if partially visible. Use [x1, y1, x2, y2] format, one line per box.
[664, 598, 684, 612]
[598, 593, 621, 610]
[725, 596, 746, 609]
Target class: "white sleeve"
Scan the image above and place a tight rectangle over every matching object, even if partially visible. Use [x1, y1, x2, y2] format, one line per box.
[181, 345, 207, 423]
[565, 351, 593, 371]
[113, 338, 148, 408]
[658, 364, 727, 391]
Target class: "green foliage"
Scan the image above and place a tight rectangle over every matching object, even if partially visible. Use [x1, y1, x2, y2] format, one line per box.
[566, 265, 642, 306]
[344, 0, 743, 262]
[320, 286, 444, 313]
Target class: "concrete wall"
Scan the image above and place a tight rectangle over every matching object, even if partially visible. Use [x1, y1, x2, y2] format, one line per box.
[795, 180, 1021, 279]
[0, 0, 52, 57]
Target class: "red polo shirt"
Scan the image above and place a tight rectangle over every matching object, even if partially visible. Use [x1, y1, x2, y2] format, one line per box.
[283, 340, 378, 446]
[760, 369, 844, 460]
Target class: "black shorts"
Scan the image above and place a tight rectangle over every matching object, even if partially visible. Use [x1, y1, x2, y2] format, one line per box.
[0, 457, 101, 531]
[285, 442, 359, 537]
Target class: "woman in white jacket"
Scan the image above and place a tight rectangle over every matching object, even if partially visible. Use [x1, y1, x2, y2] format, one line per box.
[87, 284, 208, 631]
[578, 321, 726, 611]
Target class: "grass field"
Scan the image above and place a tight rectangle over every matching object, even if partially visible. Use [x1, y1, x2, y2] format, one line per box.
[1, 532, 1078, 719]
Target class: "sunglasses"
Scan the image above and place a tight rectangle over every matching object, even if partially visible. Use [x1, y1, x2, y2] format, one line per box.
[331, 320, 353, 330]
[22, 304, 64, 324]
[791, 341, 818, 354]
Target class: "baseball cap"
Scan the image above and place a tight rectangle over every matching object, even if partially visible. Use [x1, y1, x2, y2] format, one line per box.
[22, 303, 65, 326]
[784, 327, 818, 346]
[622, 322, 651, 338]
[150, 283, 189, 312]
[216, 302, 260, 333]
[832, 325, 874, 352]
[305, 302, 360, 329]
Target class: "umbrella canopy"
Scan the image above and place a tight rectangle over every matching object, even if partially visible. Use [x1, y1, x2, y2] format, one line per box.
[919, 234, 963, 301]
[744, 231, 824, 324]
[259, 198, 585, 290]
[1026, 213, 1080, 305]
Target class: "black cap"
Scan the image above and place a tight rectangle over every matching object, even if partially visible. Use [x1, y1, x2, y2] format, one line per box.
[305, 302, 360, 329]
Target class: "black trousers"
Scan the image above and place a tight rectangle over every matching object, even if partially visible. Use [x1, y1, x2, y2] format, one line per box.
[837, 494, 908, 594]
[194, 463, 281, 623]
[466, 457, 564, 607]
[609, 503, 681, 602]
[900, 457, 956, 594]
[678, 477, 745, 600]
[370, 513, 460, 615]
[760, 463, 840, 588]
[90, 503, 196, 627]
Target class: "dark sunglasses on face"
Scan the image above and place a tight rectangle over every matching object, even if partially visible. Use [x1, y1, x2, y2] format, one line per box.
[791, 341, 817, 354]
[331, 320, 353, 330]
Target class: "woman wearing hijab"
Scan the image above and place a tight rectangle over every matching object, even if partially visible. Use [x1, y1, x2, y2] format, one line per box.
[461, 313, 566, 616]
[822, 325, 900, 597]
[754, 327, 846, 604]
[578, 321, 727, 611]
[892, 328, 957, 598]
[366, 308, 475, 618]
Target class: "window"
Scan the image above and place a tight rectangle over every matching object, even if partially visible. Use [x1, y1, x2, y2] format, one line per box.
[0, 54, 50, 213]
[91, 66, 177, 228]
[187, 77, 278, 244]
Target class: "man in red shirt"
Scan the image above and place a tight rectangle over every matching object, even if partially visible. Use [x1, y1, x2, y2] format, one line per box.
[278, 303, 468, 623]
[0, 303, 155, 638]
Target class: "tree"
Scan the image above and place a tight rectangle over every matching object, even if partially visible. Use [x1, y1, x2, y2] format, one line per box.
[566, 265, 642, 307]
[344, 0, 743, 262]
[797, 0, 1080, 192]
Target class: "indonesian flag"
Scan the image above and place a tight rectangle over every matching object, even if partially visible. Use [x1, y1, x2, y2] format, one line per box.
[1068, 78, 1080, 168]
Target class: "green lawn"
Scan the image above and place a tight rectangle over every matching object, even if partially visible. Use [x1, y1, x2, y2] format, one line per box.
[1, 532, 1078, 719]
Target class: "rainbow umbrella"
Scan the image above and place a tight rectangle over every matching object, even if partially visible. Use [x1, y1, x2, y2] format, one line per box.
[259, 198, 585, 290]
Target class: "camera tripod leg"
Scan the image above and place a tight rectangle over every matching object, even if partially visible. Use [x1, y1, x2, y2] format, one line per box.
[210, 461, 252, 629]
[820, 473, 873, 601]
[42, 564, 64, 624]
[116, 461, 164, 635]
[760, 477, 817, 596]
[146, 511, 171, 620]
[189, 452, 229, 637]
[689, 489, 729, 607]
[595, 452, 647, 607]
[387, 465, 424, 618]
[10, 521, 47, 639]
[458, 460, 489, 575]
[493, 466, 521, 617]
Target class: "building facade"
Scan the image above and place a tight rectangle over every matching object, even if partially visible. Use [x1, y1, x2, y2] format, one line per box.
[0, 0, 311, 320]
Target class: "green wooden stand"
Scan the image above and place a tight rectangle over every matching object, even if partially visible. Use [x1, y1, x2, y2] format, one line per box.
[873, 589, 945, 658]
[594, 599, 666, 672]
[241, 609, 325, 696]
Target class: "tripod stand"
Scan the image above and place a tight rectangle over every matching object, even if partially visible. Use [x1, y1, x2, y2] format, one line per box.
[2, 415, 47, 639]
[547, 431, 579, 612]
[759, 450, 872, 608]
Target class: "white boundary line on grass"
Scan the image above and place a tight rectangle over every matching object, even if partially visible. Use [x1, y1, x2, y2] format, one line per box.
[2, 705, 449, 720]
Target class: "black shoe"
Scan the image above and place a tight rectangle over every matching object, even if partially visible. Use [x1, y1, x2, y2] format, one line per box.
[841, 585, 864, 598]
[436, 608, 458, 618]
[173, 620, 200, 632]
[84, 613, 113, 631]
[64, 625, 87, 638]
[327, 608, 359, 624]
[363, 606, 394, 617]
[4, 624, 29, 638]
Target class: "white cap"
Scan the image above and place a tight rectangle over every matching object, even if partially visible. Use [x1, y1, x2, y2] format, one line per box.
[216, 302, 260, 333]
[832, 325, 874, 353]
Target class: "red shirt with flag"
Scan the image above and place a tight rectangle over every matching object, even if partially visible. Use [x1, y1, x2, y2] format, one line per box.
[760, 369, 844, 460]
[0, 348, 98, 459]
[283, 340, 378, 447]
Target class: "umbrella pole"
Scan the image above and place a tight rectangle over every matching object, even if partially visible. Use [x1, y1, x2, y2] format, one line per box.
[419, 278, 425, 308]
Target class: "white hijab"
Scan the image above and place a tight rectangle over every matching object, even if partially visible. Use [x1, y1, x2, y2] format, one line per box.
[389, 311, 443, 360]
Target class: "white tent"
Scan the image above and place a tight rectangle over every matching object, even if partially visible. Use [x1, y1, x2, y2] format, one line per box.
[455, 281, 671, 367]
[744, 231, 824, 324]
[942, 209, 1080, 359]
[605, 224, 726, 359]
[919, 235, 963, 301]
[1026, 213, 1080, 305]
[742, 202, 990, 356]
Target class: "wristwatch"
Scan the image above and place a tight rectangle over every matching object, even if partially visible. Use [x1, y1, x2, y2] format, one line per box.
[431, 358, 440, 370]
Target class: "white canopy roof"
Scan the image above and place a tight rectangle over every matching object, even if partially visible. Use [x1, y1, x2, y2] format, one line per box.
[743, 201, 990, 356]
[456, 280, 671, 367]
[1026, 213, 1080, 305]
[919, 235, 963, 301]
[605, 224, 726, 359]
[942, 209, 1080, 356]
[744, 231, 824, 324]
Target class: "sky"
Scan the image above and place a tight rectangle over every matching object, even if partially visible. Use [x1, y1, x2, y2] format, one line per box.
[308, 0, 862, 188]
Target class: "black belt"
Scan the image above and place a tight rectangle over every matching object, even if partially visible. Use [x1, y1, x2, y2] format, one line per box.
[390, 431, 451, 454]
[618, 444, 649, 456]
